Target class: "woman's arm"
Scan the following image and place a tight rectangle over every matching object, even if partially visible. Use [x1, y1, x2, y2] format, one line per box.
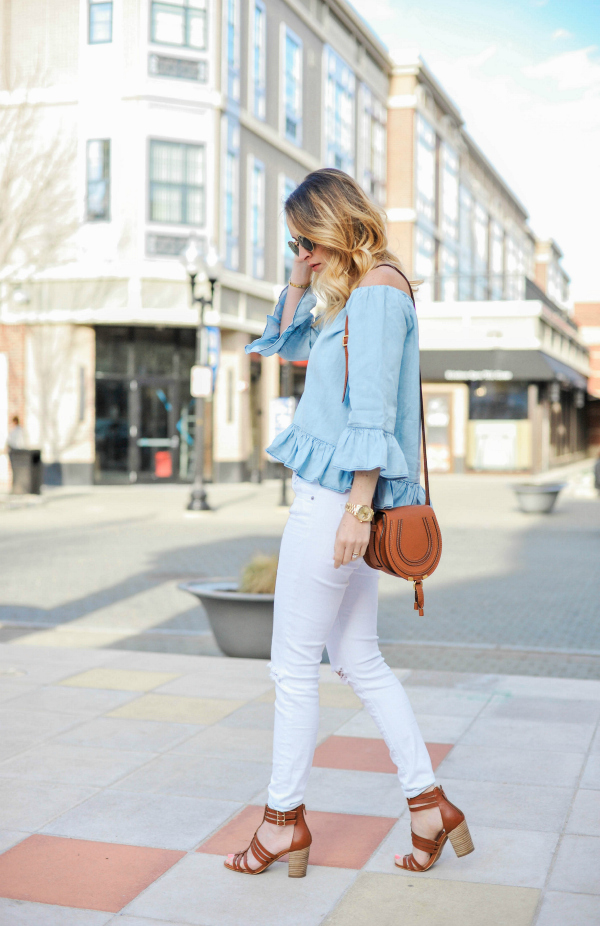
[279, 256, 312, 332]
[333, 468, 380, 568]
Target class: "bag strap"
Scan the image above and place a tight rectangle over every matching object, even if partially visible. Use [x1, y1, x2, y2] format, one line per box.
[342, 265, 430, 506]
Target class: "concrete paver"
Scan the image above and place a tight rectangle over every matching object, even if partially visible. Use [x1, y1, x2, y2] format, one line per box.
[0, 898, 113, 925]
[323, 873, 540, 926]
[42, 790, 242, 851]
[367, 822, 559, 888]
[437, 743, 585, 788]
[107, 693, 245, 724]
[535, 891, 600, 926]
[124, 852, 357, 926]
[548, 835, 600, 894]
[0, 780, 97, 832]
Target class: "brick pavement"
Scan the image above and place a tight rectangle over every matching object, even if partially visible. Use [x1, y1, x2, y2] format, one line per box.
[0, 644, 598, 925]
[0, 461, 599, 677]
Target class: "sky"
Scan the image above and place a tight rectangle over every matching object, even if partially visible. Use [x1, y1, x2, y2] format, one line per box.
[349, 0, 600, 302]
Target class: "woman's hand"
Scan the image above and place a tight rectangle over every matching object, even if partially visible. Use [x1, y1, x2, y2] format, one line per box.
[333, 511, 371, 568]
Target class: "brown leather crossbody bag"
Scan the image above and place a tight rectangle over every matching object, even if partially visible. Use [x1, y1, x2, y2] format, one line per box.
[342, 269, 442, 616]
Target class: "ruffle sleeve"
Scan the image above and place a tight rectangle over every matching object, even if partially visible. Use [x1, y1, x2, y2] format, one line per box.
[330, 426, 409, 478]
[331, 286, 414, 477]
[244, 286, 318, 360]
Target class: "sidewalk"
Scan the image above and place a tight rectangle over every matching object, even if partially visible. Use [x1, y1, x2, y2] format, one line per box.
[0, 643, 598, 925]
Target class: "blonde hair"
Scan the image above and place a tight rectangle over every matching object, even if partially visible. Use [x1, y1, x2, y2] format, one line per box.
[285, 168, 408, 325]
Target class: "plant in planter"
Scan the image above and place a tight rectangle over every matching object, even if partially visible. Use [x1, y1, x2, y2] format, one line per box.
[180, 553, 277, 659]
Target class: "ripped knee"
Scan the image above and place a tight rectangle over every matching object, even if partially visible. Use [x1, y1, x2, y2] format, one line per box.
[332, 666, 351, 685]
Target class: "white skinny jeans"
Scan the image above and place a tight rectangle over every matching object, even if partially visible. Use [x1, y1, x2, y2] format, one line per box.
[268, 472, 435, 812]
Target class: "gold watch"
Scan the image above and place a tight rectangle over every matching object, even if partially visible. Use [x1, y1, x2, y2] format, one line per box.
[345, 502, 374, 522]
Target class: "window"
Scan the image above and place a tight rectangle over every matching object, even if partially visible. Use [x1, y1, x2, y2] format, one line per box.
[469, 382, 528, 421]
[473, 202, 488, 299]
[86, 140, 111, 221]
[441, 143, 459, 242]
[415, 226, 436, 301]
[227, 0, 241, 101]
[89, 0, 112, 43]
[360, 84, 385, 203]
[149, 141, 205, 226]
[458, 185, 473, 300]
[282, 176, 296, 281]
[151, 0, 207, 50]
[325, 47, 355, 173]
[439, 244, 458, 301]
[224, 118, 240, 269]
[252, 1, 266, 119]
[250, 158, 265, 278]
[416, 114, 436, 226]
[284, 29, 302, 144]
[490, 221, 504, 300]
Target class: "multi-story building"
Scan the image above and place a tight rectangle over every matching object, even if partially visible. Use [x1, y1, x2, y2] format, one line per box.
[573, 301, 600, 452]
[0, 0, 390, 488]
[386, 54, 589, 473]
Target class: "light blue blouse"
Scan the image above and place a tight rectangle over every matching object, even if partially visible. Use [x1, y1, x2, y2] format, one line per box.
[245, 284, 425, 509]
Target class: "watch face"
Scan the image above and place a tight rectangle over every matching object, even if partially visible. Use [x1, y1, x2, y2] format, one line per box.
[357, 506, 371, 521]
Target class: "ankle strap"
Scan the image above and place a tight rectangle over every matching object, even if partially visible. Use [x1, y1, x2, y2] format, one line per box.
[264, 805, 300, 826]
[407, 787, 441, 812]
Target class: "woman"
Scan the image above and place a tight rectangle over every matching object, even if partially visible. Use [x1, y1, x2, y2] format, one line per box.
[225, 169, 473, 878]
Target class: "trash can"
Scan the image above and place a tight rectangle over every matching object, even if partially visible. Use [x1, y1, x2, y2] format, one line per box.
[9, 449, 43, 495]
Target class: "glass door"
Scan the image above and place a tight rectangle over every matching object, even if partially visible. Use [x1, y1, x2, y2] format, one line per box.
[131, 380, 180, 482]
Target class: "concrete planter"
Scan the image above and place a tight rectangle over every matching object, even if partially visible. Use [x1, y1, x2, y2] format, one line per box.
[512, 483, 567, 514]
[180, 579, 273, 659]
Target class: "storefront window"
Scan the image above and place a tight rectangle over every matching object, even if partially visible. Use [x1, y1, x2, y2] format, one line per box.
[469, 382, 528, 420]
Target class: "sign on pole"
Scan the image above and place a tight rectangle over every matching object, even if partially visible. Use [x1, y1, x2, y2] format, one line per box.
[268, 396, 296, 445]
[191, 365, 213, 398]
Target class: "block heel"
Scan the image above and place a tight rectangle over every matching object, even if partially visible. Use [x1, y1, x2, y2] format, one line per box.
[395, 785, 474, 873]
[288, 845, 310, 878]
[225, 804, 312, 876]
[448, 818, 474, 858]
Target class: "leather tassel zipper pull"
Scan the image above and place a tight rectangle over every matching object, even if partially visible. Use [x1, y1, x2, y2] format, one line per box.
[413, 579, 424, 617]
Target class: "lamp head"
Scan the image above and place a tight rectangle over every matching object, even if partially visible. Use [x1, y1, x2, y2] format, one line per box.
[181, 235, 207, 281]
[205, 243, 222, 284]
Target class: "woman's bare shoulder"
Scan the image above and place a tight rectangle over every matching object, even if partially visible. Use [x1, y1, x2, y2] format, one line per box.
[358, 265, 412, 295]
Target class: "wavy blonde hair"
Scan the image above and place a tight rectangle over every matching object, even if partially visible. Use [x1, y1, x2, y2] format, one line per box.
[285, 168, 409, 325]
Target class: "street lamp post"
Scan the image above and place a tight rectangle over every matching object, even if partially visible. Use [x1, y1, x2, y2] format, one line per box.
[181, 237, 221, 511]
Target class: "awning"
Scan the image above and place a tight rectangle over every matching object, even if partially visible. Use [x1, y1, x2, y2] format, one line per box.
[420, 350, 587, 390]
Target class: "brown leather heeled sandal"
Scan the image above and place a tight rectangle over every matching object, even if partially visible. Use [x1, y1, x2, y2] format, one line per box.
[224, 804, 312, 878]
[395, 785, 474, 872]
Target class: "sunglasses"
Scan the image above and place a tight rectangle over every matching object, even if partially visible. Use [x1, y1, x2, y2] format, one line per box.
[287, 234, 315, 256]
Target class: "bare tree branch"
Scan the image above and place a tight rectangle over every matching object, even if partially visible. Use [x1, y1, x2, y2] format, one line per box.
[0, 72, 79, 283]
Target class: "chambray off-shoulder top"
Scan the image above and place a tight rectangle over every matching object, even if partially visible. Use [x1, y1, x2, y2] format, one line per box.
[244, 284, 425, 509]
